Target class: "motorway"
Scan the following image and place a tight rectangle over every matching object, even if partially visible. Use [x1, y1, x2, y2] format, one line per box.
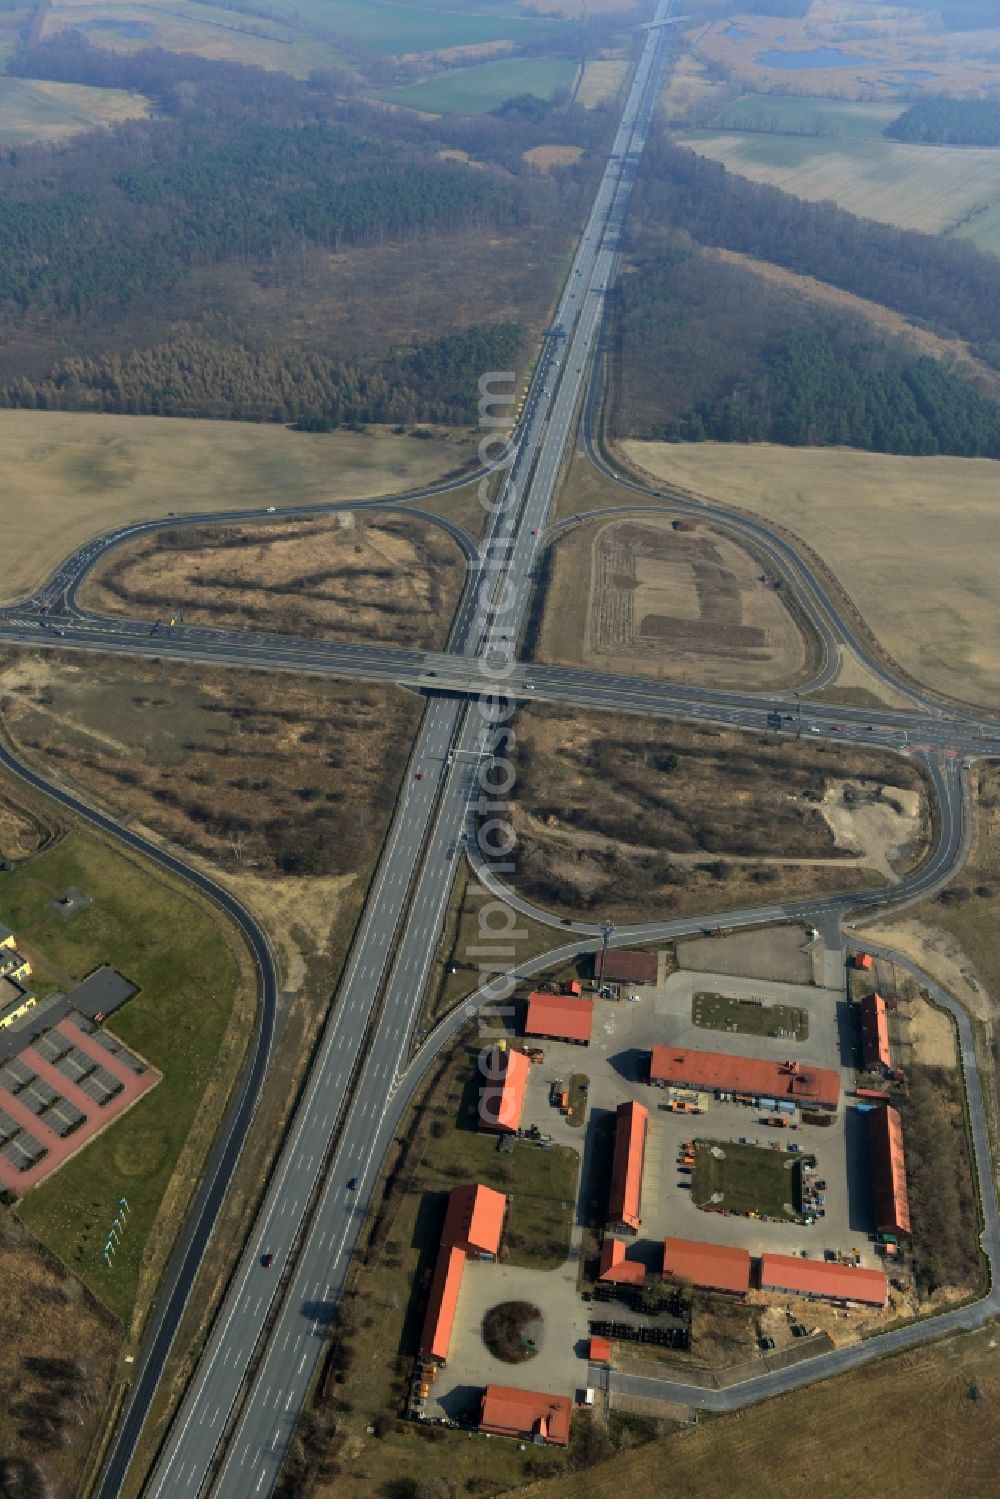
[119, 6, 687, 1494]
[0, 0, 995, 1490]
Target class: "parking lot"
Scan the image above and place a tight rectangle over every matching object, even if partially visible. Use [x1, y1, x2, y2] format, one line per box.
[423, 945, 880, 1412]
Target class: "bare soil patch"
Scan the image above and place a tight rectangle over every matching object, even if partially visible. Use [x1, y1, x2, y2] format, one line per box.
[536, 512, 815, 690]
[620, 439, 1000, 709]
[524, 144, 584, 173]
[500, 706, 929, 922]
[80, 511, 465, 649]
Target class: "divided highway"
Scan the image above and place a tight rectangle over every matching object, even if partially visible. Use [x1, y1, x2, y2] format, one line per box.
[117, 6, 686, 1495]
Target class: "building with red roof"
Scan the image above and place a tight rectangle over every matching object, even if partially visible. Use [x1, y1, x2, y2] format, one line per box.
[442, 1183, 506, 1259]
[598, 1237, 647, 1284]
[759, 1253, 887, 1307]
[594, 949, 658, 985]
[663, 1237, 751, 1296]
[420, 1183, 509, 1364]
[479, 1385, 572, 1446]
[478, 1046, 530, 1133]
[869, 1105, 911, 1236]
[524, 991, 594, 1045]
[854, 953, 874, 971]
[649, 1046, 840, 1111]
[588, 1335, 612, 1363]
[607, 1100, 648, 1234]
[859, 991, 892, 1074]
[419, 1246, 465, 1364]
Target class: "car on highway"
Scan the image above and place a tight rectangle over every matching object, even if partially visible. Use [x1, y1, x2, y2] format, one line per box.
[266, 505, 276, 512]
[260, 1252, 275, 1268]
[415, 770, 425, 780]
[347, 1177, 358, 1191]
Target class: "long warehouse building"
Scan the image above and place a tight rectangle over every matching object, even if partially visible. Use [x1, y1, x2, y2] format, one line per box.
[649, 1046, 841, 1110]
[869, 1104, 911, 1237]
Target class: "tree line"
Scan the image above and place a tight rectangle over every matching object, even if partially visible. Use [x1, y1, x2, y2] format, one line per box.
[612, 232, 1000, 456]
[630, 132, 1000, 367]
[886, 96, 1000, 147]
[654, 330, 1000, 456]
[1, 324, 525, 426]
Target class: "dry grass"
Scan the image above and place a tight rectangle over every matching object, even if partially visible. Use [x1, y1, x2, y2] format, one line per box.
[0, 77, 149, 146]
[524, 144, 584, 172]
[577, 59, 629, 108]
[0, 651, 422, 881]
[511, 1323, 1000, 1499]
[535, 511, 815, 690]
[0, 1212, 121, 1499]
[0, 776, 66, 863]
[0, 410, 470, 606]
[502, 704, 928, 922]
[42, 0, 350, 79]
[676, 130, 1000, 254]
[620, 440, 1000, 709]
[79, 511, 466, 650]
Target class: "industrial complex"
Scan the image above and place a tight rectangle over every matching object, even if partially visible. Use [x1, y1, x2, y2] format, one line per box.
[396, 936, 935, 1446]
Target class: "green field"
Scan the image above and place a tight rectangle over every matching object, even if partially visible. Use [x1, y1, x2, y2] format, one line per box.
[380, 55, 578, 115]
[691, 1140, 803, 1220]
[4, 828, 248, 1323]
[692, 992, 808, 1042]
[676, 126, 1000, 256]
[709, 93, 904, 139]
[279, 0, 568, 54]
[425, 1066, 578, 1267]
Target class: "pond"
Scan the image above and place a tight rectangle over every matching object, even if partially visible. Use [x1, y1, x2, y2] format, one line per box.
[81, 19, 151, 39]
[756, 46, 876, 70]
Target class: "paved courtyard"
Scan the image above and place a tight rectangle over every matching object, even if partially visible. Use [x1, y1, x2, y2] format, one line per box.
[426, 941, 884, 1410]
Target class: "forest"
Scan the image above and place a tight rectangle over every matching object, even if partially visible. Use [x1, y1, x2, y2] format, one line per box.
[0, 34, 607, 423]
[886, 96, 1000, 147]
[613, 233, 1000, 456]
[630, 134, 1000, 368]
[1, 325, 526, 426]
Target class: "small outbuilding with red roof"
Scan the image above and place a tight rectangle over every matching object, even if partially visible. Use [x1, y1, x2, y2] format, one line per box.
[598, 1236, 647, 1284]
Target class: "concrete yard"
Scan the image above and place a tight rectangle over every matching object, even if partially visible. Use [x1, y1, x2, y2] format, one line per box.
[424, 940, 886, 1412]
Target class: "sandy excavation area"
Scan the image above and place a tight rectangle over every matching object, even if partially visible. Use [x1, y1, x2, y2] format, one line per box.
[539, 514, 813, 689]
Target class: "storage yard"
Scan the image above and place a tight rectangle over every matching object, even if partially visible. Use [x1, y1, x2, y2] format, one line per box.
[348, 924, 973, 1458]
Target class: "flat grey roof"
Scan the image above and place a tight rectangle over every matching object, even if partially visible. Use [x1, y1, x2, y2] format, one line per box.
[64, 967, 138, 1021]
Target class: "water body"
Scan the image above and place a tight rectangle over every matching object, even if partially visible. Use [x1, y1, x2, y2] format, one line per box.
[81, 19, 151, 38]
[756, 46, 876, 70]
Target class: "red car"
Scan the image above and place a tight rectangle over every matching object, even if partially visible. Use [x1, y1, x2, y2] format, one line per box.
[261, 1252, 275, 1268]
[415, 770, 425, 780]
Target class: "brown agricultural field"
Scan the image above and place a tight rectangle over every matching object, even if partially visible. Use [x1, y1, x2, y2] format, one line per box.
[0, 410, 472, 607]
[80, 511, 466, 649]
[511, 1323, 1000, 1499]
[0, 1212, 120, 1499]
[499, 705, 930, 921]
[620, 440, 1000, 710]
[534, 510, 818, 689]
